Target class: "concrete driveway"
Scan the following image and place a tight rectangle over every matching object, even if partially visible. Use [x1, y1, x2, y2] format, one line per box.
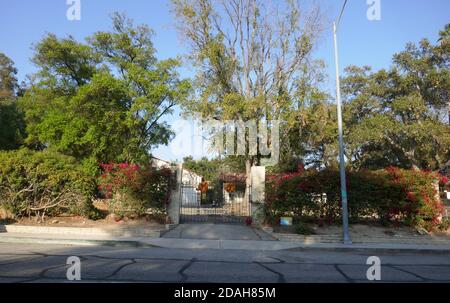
[162, 224, 276, 241]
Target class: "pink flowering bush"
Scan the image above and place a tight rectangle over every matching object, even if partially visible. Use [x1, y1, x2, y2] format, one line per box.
[440, 175, 449, 186]
[98, 163, 172, 216]
[386, 167, 443, 231]
[265, 167, 444, 231]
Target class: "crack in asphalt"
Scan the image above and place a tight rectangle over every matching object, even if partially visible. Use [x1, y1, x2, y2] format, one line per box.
[20, 262, 68, 282]
[0, 255, 46, 266]
[1, 250, 449, 282]
[105, 259, 137, 279]
[387, 264, 428, 282]
[267, 256, 285, 263]
[254, 262, 286, 283]
[178, 257, 196, 282]
[334, 264, 355, 283]
[3, 253, 450, 266]
[3, 252, 450, 267]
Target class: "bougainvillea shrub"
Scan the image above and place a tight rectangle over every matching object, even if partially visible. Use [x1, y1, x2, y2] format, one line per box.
[265, 167, 444, 231]
[98, 163, 172, 216]
[386, 167, 443, 231]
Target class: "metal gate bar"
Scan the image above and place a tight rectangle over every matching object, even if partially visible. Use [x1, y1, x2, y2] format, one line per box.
[179, 183, 251, 224]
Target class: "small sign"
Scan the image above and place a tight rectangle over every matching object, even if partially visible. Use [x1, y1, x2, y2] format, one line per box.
[446, 191, 450, 200]
[280, 217, 292, 226]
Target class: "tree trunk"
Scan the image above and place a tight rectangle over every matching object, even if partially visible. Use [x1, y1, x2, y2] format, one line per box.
[447, 99, 450, 125]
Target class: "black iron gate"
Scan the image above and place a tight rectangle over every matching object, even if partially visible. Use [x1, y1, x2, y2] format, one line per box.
[179, 182, 252, 224]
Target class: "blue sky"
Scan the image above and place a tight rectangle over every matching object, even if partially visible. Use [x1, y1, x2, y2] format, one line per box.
[0, 0, 449, 161]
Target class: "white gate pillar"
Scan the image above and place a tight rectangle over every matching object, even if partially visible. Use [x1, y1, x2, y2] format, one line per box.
[250, 166, 265, 225]
[167, 163, 182, 224]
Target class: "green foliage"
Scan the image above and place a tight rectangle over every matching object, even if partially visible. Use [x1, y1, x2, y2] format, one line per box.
[98, 163, 172, 216]
[20, 13, 191, 165]
[0, 52, 18, 99]
[0, 149, 99, 219]
[172, 0, 324, 172]
[266, 167, 444, 231]
[294, 222, 315, 236]
[32, 34, 98, 87]
[0, 53, 26, 151]
[182, 156, 245, 181]
[182, 156, 246, 205]
[438, 218, 450, 231]
[0, 99, 25, 150]
[341, 24, 450, 170]
[385, 167, 444, 231]
[183, 155, 245, 204]
[273, 24, 449, 171]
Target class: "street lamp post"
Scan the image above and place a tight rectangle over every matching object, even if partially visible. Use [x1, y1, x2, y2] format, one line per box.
[333, 12, 352, 244]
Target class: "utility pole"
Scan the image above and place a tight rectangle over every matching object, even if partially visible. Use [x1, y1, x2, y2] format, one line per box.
[333, 0, 352, 244]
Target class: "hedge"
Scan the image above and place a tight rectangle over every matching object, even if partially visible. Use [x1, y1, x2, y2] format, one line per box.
[98, 162, 172, 217]
[0, 149, 99, 219]
[266, 167, 444, 231]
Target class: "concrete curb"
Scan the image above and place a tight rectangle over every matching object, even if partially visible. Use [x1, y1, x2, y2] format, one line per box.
[159, 223, 179, 237]
[282, 243, 450, 255]
[0, 235, 159, 248]
[272, 234, 450, 245]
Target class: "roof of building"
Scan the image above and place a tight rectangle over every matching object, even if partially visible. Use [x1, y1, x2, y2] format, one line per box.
[218, 172, 246, 183]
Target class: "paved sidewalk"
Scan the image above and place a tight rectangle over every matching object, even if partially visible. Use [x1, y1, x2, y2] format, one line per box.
[1, 223, 450, 254]
[2, 231, 450, 254]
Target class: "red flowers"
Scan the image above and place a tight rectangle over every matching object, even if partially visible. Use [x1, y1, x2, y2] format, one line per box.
[98, 162, 142, 198]
[245, 216, 253, 226]
[266, 165, 445, 231]
[298, 181, 312, 191]
[267, 172, 302, 186]
[98, 162, 173, 214]
[406, 191, 416, 202]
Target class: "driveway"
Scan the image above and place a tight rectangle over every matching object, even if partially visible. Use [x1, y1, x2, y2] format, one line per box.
[162, 224, 276, 241]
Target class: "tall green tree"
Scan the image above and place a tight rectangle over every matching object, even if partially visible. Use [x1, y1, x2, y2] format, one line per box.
[437, 23, 449, 125]
[20, 14, 191, 172]
[172, 0, 325, 189]
[341, 24, 450, 170]
[279, 62, 337, 171]
[0, 53, 18, 100]
[0, 53, 25, 150]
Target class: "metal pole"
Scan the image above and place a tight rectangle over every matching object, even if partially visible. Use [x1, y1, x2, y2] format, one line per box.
[333, 22, 352, 244]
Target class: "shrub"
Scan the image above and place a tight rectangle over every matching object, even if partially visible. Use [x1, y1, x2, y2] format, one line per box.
[0, 149, 98, 219]
[266, 167, 444, 231]
[265, 170, 340, 223]
[438, 218, 450, 231]
[385, 167, 443, 231]
[98, 163, 172, 216]
[294, 222, 315, 235]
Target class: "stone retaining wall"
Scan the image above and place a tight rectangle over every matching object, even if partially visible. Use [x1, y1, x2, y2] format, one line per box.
[0, 225, 161, 237]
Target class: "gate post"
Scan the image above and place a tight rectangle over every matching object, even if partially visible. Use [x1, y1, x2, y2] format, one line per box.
[250, 166, 265, 225]
[167, 163, 182, 224]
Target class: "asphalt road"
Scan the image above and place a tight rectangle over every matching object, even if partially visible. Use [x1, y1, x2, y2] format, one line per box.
[0, 243, 449, 283]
